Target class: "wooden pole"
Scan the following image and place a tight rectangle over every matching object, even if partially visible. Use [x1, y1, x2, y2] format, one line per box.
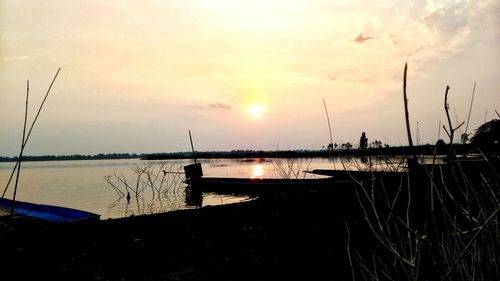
[323, 98, 333, 147]
[2, 68, 61, 198]
[444, 86, 453, 140]
[189, 130, 196, 164]
[403, 63, 416, 161]
[464, 82, 476, 134]
[11, 80, 29, 214]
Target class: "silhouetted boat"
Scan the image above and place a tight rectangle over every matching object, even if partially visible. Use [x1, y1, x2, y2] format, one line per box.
[0, 197, 100, 222]
[306, 169, 407, 181]
[185, 176, 358, 194]
[183, 163, 358, 194]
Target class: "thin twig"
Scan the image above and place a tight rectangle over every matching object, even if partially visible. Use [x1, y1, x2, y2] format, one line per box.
[345, 221, 356, 281]
[323, 98, 334, 148]
[464, 82, 476, 135]
[443, 207, 500, 279]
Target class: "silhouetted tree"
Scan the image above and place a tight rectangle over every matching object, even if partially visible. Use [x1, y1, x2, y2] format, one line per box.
[435, 139, 447, 155]
[371, 140, 382, 148]
[460, 133, 470, 144]
[471, 119, 500, 148]
[341, 143, 353, 150]
[327, 143, 334, 151]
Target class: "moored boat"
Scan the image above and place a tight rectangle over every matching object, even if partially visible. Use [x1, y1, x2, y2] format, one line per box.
[305, 169, 407, 181]
[183, 163, 355, 194]
[185, 176, 354, 194]
[0, 197, 100, 222]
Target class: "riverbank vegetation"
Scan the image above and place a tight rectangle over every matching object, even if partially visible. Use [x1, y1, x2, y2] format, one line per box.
[344, 65, 499, 280]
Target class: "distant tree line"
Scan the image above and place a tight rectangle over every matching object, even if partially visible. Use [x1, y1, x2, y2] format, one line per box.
[0, 153, 146, 162]
[144, 144, 477, 160]
[1, 138, 492, 163]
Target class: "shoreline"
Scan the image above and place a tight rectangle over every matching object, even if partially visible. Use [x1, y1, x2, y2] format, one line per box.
[0, 188, 366, 280]
[1, 157, 498, 280]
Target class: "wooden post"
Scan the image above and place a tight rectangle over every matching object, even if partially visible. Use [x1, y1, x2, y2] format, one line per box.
[11, 80, 29, 215]
[403, 63, 417, 163]
[189, 130, 196, 164]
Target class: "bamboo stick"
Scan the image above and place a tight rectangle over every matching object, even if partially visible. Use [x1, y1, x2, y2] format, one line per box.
[2, 68, 61, 198]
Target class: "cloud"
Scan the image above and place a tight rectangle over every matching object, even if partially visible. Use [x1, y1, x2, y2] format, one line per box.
[2, 56, 29, 61]
[374, 1, 495, 62]
[209, 102, 233, 110]
[185, 102, 233, 110]
[354, 33, 373, 44]
[327, 71, 377, 83]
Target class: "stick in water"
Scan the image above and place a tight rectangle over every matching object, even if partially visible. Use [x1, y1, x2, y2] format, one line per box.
[403, 63, 416, 160]
[10, 80, 30, 214]
[189, 130, 197, 164]
[464, 82, 476, 135]
[2, 68, 61, 199]
[323, 98, 333, 147]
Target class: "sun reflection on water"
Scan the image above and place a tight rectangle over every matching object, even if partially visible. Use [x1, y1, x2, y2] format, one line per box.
[250, 164, 264, 179]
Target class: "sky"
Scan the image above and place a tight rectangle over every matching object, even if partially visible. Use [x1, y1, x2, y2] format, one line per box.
[1, 0, 499, 156]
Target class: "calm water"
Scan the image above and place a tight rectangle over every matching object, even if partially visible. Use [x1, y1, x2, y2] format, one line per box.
[0, 156, 406, 219]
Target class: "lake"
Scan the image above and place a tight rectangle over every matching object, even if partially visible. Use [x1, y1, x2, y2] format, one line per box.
[0, 156, 405, 219]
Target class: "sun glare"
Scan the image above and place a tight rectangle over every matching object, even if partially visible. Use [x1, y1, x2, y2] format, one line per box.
[250, 164, 265, 179]
[247, 103, 264, 119]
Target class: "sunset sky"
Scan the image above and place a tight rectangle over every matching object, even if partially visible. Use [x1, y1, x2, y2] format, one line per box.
[1, 0, 499, 156]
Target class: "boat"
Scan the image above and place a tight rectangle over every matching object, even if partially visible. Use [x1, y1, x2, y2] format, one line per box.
[183, 163, 354, 194]
[0, 197, 100, 223]
[185, 176, 355, 195]
[305, 169, 407, 181]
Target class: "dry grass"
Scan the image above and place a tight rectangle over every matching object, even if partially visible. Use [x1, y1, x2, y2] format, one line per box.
[346, 65, 499, 280]
[347, 154, 499, 280]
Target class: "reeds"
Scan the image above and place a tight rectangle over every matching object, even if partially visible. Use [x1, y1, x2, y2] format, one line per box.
[345, 65, 500, 280]
[346, 152, 499, 280]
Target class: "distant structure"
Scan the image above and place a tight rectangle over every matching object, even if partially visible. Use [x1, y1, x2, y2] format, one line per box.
[416, 122, 420, 146]
[359, 132, 368, 150]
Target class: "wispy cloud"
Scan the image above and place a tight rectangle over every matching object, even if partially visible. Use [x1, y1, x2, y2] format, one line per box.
[209, 103, 233, 110]
[186, 102, 233, 110]
[354, 33, 373, 44]
[3, 56, 29, 61]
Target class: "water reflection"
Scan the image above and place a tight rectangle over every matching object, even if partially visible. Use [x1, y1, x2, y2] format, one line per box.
[250, 164, 264, 179]
[185, 186, 203, 207]
[109, 193, 193, 218]
[0, 157, 414, 219]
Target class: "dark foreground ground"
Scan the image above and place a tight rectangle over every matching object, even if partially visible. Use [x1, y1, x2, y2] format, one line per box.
[0, 186, 370, 281]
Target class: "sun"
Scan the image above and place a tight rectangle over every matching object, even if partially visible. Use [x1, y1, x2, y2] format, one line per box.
[247, 103, 264, 119]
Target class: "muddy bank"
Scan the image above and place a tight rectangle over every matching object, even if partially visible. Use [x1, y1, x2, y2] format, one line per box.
[0, 186, 368, 281]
